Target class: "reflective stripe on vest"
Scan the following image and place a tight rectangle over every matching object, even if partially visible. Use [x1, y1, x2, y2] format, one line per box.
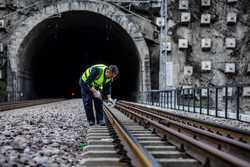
[81, 64, 111, 90]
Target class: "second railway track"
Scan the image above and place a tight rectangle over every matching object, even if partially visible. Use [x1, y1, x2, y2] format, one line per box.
[119, 100, 250, 144]
[0, 99, 65, 111]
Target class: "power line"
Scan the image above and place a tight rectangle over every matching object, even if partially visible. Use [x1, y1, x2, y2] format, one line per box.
[2, 1, 43, 19]
[1, 0, 158, 19]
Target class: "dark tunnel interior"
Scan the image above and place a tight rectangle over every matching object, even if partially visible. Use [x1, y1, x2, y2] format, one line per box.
[21, 11, 140, 100]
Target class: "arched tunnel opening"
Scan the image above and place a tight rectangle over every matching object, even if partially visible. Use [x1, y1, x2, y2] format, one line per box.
[19, 11, 141, 100]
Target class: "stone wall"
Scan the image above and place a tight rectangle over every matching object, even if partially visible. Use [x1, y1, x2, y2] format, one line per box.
[166, 0, 250, 87]
[0, 0, 153, 101]
[165, 0, 250, 112]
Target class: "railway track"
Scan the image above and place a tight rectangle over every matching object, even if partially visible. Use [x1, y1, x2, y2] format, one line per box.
[82, 104, 198, 167]
[82, 100, 250, 167]
[0, 99, 65, 111]
[118, 100, 250, 144]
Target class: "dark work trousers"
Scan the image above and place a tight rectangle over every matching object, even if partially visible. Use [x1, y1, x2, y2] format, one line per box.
[79, 79, 104, 124]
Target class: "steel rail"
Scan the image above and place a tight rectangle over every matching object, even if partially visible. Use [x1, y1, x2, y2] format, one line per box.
[120, 100, 250, 143]
[103, 105, 161, 167]
[116, 104, 250, 167]
[117, 102, 250, 162]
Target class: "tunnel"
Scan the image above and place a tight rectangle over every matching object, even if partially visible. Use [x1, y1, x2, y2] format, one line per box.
[18, 11, 141, 100]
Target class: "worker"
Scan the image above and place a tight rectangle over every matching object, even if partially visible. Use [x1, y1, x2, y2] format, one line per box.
[79, 64, 119, 126]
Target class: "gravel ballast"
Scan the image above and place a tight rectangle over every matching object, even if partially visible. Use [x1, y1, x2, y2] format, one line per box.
[0, 99, 88, 167]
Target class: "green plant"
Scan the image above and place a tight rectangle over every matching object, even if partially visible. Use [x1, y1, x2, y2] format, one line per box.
[0, 80, 7, 96]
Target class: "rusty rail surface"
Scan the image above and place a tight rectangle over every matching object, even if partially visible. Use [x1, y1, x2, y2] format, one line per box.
[116, 101, 250, 167]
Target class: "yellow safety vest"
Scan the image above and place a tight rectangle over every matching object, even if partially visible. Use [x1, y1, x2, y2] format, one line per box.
[82, 64, 111, 90]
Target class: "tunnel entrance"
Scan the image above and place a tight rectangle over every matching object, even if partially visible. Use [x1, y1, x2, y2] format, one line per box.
[19, 11, 140, 100]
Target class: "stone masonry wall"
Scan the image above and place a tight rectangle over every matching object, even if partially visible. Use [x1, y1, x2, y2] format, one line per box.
[166, 0, 250, 87]
[0, 0, 152, 101]
[166, 0, 250, 113]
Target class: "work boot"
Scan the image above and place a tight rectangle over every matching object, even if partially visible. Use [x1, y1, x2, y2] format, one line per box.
[98, 121, 106, 126]
[89, 121, 95, 126]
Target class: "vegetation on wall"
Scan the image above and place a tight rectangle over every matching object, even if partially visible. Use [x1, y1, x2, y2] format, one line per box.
[0, 80, 7, 97]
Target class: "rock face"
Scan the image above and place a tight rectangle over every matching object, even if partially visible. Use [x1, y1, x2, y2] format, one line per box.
[158, 0, 250, 113]
[165, 0, 250, 87]
[0, 99, 88, 166]
[0, 0, 249, 109]
[0, 0, 151, 102]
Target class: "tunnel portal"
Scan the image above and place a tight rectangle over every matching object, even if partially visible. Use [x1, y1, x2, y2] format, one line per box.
[18, 11, 140, 100]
